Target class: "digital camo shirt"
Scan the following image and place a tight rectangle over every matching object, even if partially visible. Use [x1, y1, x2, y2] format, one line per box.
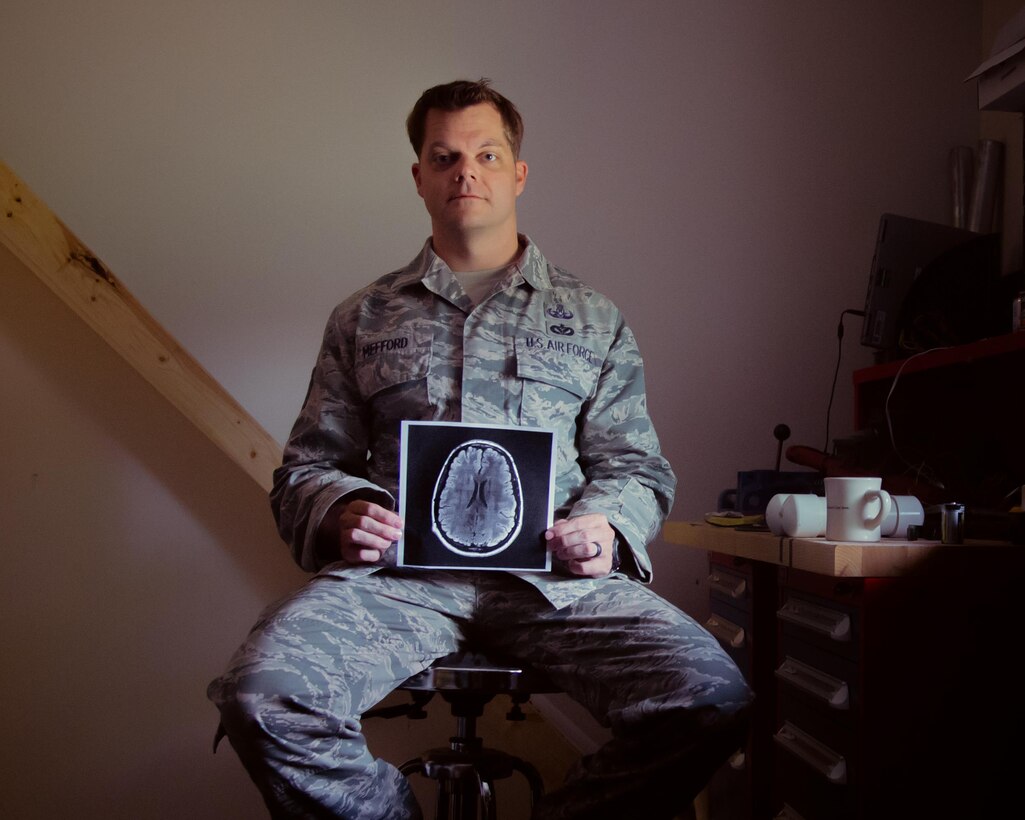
[270, 237, 677, 608]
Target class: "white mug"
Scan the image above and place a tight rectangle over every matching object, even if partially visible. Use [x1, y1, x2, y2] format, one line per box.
[825, 477, 893, 542]
[781, 494, 826, 538]
[881, 495, 925, 538]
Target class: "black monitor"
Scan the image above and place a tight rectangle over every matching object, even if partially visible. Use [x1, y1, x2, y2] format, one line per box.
[860, 213, 1001, 358]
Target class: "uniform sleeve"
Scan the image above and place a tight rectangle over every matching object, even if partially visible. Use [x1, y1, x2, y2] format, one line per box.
[567, 316, 676, 582]
[269, 304, 394, 571]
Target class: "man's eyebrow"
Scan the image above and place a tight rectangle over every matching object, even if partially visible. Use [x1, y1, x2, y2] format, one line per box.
[426, 138, 506, 152]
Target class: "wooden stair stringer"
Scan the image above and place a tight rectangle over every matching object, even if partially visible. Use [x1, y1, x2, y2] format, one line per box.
[1, 159, 281, 492]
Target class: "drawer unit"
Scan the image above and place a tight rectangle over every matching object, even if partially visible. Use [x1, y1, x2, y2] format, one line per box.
[677, 507, 1025, 818]
[705, 552, 777, 819]
[706, 553, 759, 676]
[708, 573, 753, 686]
[770, 568, 972, 819]
[772, 570, 866, 820]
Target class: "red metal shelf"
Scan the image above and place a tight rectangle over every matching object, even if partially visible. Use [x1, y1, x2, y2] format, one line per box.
[852, 331, 1025, 386]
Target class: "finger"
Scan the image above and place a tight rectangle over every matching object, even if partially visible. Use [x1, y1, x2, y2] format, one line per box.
[339, 524, 392, 563]
[341, 512, 403, 544]
[350, 520, 401, 550]
[344, 501, 403, 530]
[567, 550, 612, 576]
[564, 540, 601, 561]
[545, 518, 590, 541]
[341, 544, 383, 564]
[546, 514, 613, 544]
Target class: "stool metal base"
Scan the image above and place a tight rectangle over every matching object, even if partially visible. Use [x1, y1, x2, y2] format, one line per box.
[400, 743, 544, 820]
[388, 650, 556, 820]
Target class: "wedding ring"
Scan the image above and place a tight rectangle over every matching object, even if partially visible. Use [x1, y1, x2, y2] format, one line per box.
[591, 541, 602, 559]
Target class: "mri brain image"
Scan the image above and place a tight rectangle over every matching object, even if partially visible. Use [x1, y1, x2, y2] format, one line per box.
[431, 439, 523, 556]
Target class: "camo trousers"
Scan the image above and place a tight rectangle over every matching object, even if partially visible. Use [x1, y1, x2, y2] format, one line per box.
[207, 570, 752, 820]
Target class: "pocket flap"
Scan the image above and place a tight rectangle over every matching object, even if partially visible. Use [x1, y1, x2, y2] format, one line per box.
[355, 323, 432, 399]
[514, 337, 600, 400]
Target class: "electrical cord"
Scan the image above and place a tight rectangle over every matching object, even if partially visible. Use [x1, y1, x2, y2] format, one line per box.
[884, 347, 948, 486]
[824, 309, 947, 486]
[823, 309, 865, 456]
[823, 311, 949, 492]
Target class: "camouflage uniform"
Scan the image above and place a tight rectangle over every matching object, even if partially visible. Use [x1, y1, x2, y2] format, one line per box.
[208, 237, 752, 819]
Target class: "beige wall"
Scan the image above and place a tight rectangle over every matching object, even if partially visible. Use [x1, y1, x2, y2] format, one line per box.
[0, 2, 995, 817]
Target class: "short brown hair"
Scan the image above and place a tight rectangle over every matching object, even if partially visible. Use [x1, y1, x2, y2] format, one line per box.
[406, 78, 524, 159]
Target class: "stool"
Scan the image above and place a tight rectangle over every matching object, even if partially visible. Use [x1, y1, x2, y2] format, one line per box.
[366, 649, 559, 820]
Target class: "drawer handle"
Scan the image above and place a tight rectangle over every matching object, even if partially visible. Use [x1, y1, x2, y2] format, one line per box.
[708, 571, 747, 599]
[775, 656, 850, 709]
[773, 803, 807, 820]
[777, 597, 851, 642]
[773, 720, 847, 784]
[705, 614, 746, 648]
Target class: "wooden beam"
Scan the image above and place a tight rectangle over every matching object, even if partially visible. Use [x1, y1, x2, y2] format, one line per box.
[0, 160, 282, 492]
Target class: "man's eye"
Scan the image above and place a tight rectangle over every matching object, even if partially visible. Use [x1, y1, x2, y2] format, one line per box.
[482, 152, 498, 162]
[433, 154, 451, 165]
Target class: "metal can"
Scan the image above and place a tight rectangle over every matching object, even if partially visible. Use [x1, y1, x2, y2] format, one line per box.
[940, 503, 965, 544]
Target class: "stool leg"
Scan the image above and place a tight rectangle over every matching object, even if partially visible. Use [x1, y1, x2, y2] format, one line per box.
[442, 769, 489, 820]
[437, 770, 486, 820]
[447, 775, 473, 820]
[480, 779, 496, 820]
[510, 758, 545, 806]
[435, 779, 452, 819]
[399, 759, 425, 777]
[464, 770, 486, 820]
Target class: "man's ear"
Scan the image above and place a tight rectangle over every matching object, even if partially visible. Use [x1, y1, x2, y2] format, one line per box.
[412, 162, 423, 196]
[515, 160, 528, 196]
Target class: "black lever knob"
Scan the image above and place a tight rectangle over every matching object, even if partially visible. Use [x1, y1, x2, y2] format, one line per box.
[773, 424, 791, 471]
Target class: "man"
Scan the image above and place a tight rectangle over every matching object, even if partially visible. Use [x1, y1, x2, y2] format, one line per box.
[209, 79, 752, 820]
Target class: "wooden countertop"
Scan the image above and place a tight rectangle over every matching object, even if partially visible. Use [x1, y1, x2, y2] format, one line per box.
[662, 520, 956, 577]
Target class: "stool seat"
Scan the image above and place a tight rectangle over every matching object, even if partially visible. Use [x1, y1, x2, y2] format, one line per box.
[369, 649, 559, 820]
[400, 650, 559, 695]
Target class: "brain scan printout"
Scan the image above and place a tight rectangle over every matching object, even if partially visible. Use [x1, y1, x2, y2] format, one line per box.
[397, 421, 556, 571]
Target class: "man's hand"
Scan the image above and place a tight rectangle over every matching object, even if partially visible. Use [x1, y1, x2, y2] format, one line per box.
[545, 514, 616, 577]
[321, 499, 403, 565]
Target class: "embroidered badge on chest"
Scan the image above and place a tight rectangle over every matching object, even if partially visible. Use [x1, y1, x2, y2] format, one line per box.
[546, 302, 573, 320]
[550, 324, 574, 336]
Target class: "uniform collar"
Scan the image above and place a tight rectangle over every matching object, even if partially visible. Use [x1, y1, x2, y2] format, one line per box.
[407, 235, 554, 293]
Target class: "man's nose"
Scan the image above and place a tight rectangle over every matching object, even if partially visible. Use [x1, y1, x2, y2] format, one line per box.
[454, 157, 477, 182]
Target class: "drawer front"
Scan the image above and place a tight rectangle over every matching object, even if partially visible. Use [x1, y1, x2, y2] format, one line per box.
[773, 718, 856, 820]
[711, 596, 752, 636]
[777, 589, 860, 663]
[704, 608, 751, 676]
[777, 634, 859, 714]
[708, 564, 750, 609]
[775, 652, 853, 714]
[776, 685, 857, 766]
[770, 729, 852, 820]
[705, 749, 752, 820]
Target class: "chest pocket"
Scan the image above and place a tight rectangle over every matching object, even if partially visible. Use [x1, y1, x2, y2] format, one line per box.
[355, 323, 432, 401]
[514, 336, 601, 424]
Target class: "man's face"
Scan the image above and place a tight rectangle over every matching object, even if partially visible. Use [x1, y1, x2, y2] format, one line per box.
[412, 103, 528, 241]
